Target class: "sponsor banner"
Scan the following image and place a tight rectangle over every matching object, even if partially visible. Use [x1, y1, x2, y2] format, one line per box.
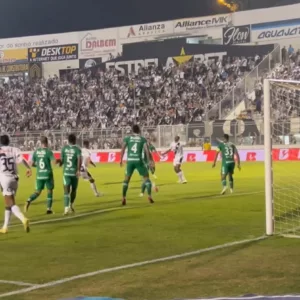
[252, 18, 300, 42]
[223, 25, 251, 45]
[28, 44, 78, 63]
[103, 40, 274, 75]
[20, 149, 300, 163]
[174, 14, 231, 33]
[79, 29, 118, 59]
[0, 49, 27, 64]
[119, 21, 173, 40]
[0, 32, 78, 50]
[79, 57, 102, 69]
[0, 63, 28, 74]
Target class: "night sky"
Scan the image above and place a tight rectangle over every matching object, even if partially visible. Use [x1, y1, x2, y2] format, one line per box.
[0, 0, 299, 39]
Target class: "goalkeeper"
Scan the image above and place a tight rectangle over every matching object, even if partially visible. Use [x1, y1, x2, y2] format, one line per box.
[212, 134, 241, 195]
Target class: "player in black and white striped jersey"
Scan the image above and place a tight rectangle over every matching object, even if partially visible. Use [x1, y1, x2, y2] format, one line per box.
[162, 136, 187, 184]
[80, 140, 101, 197]
[0, 135, 32, 234]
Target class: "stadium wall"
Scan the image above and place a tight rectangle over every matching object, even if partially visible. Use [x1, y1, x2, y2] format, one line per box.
[232, 3, 300, 26]
[43, 60, 79, 78]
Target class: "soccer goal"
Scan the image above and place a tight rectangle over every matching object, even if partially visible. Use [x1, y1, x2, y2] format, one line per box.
[264, 78, 300, 237]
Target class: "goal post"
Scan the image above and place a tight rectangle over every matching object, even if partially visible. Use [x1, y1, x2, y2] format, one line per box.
[264, 79, 273, 236]
[264, 78, 300, 237]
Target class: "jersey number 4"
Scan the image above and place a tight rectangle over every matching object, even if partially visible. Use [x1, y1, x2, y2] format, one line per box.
[131, 143, 137, 154]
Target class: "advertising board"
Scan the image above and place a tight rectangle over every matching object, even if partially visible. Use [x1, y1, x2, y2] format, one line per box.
[0, 49, 28, 64]
[174, 14, 231, 33]
[0, 32, 78, 50]
[79, 29, 118, 59]
[222, 25, 251, 45]
[103, 40, 274, 75]
[252, 18, 300, 42]
[119, 21, 173, 41]
[28, 44, 78, 63]
[0, 63, 28, 74]
[20, 148, 300, 163]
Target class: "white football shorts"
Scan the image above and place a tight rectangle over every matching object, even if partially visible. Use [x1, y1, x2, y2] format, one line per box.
[173, 156, 183, 167]
[0, 176, 18, 196]
[80, 168, 93, 181]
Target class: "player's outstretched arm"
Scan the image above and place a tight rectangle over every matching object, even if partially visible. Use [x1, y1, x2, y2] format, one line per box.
[30, 158, 36, 168]
[234, 146, 241, 170]
[76, 148, 82, 177]
[161, 148, 171, 157]
[58, 147, 64, 167]
[22, 159, 32, 177]
[120, 143, 127, 167]
[89, 158, 96, 168]
[144, 143, 152, 162]
[212, 150, 219, 168]
[49, 150, 60, 166]
[151, 145, 162, 160]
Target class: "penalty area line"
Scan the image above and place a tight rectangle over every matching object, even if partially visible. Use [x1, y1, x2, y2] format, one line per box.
[0, 235, 267, 298]
[0, 280, 37, 287]
[9, 190, 264, 229]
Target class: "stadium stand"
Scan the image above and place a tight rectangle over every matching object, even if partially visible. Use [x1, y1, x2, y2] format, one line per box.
[0, 53, 262, 135]
[2, 43, 299, 150]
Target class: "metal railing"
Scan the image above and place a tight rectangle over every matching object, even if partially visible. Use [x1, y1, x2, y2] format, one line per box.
[206, 45, 281, 120]
[7, 117, 300, 150]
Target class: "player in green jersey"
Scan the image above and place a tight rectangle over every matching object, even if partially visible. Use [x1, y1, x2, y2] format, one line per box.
[25, 136, 57, 214]
[146, 139, 158, 179]
[60, 134, 82, 215]
[212, 134, 241, 195]
[140, 138, 159, 197]
[120, 125, 154, 206]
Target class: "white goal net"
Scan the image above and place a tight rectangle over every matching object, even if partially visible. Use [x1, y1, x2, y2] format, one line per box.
[264, 79, 300, 237]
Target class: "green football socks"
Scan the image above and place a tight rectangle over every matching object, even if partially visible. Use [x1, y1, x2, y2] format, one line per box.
[70, 190, 77, 204]
[64, 194, 70, 208]
[122, 181, 129, 197]
[141, 181, 146, 194]
[47, 191, 53, 209]
[28, 192, 39, 202]
[145, 179, 152, 196]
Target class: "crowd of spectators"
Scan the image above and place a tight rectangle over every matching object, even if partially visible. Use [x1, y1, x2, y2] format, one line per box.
[0, 54, 261, 136]
[238, 47, 300, 122]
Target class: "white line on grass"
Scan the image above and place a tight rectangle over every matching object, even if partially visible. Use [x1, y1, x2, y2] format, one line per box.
[185, 296, 300, 300]
[0, 280, 37, 287]
[10, 206, 136, 228]
[0, 235, 267, 298]
[9, 190, 264, 229]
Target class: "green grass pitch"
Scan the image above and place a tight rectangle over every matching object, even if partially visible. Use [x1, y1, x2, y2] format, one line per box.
[0, 161, 300, 300]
